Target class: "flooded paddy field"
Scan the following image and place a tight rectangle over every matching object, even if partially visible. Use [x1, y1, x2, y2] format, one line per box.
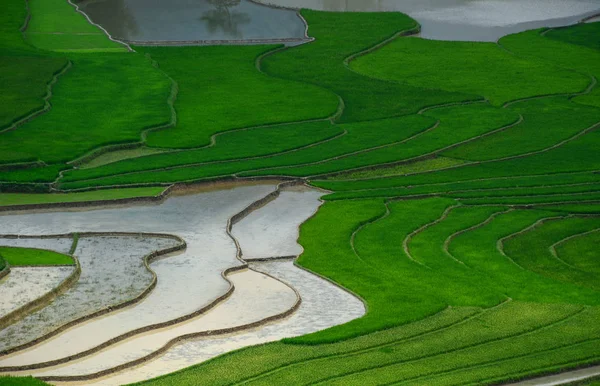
[252, 0, 600, 41]
[0, 236, 181, 352]
[232, 185, 323, 260]
[77, 0, 308, 43]
[34, 260, 364, 385]
[0, 267, 74, 320]
[0, 184, 364, 382]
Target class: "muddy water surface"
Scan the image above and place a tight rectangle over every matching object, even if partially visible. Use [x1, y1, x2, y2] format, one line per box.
[232, 186, 323, 259]
[0, 184, 276, 365]
[78, 0, 307, 43]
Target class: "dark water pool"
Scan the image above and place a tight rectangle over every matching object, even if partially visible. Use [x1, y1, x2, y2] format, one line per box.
[78, 0, 308, 44]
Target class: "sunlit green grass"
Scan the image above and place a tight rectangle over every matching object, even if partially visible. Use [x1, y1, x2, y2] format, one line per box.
[0, 53, 172, 165]
[350, 33, 589, 105]
[138, 45, 339, 149]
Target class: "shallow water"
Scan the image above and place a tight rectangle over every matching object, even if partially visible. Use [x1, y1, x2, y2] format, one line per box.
[0, 267, 73, 319]
[26, 269, 297, 378]
[0, 236, 180, 351]
[0, 184, 365, 382]
[78, 0, 307, 43]
[47, 260, 364, 385]
[232, 186, 323, 259]
[253, 0, 600, 41]
[0, 184, 276, 366]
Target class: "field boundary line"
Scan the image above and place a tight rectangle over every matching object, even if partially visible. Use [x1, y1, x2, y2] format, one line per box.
[443, 208, 513, 268]
[497, 215, 573, 271]
[401, 204, 460, 269]
[349, 200, 391, 271]
[66, 0, 132, 52]
[0, 61, 72, 137]
[303, 115, 523, 180]
[232, 299, 512, 386]
[549, 228, 600, 270]
[0, 238, 80, 332]
[312, 307, 588, 386]
[313, 117, 598, 184]
[390, 338, 600, 386]
[0, 232, 186, 358]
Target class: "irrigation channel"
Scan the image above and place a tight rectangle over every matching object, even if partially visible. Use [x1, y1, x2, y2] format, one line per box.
[0, 183, 364, 384]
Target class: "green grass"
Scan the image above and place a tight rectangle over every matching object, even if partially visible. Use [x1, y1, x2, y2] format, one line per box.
[499, 27, 600, 109]
[0, 56, 68, 132]
[261, 10, 475, 123]
[0, 53, 172, 165]
[0, 247, 73, 266]
[0, 377, 49, 386]
[350, 35, 589, 106]
[60, 120, 344, 182]
[138, 45, 339, 149]
[545, 22, 600, 51]
[326, 156, 469, 180]
[23, 0, 125, 52]
[554, 229, 600, 273]
[0, 187, 165, 206]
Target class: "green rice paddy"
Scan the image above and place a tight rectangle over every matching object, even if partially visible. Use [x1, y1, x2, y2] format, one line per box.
[1, 0, 599, 384]
[0, 247, 73, 266]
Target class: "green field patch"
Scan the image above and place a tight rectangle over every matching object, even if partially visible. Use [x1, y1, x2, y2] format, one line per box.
[546, 22, 600, 52]
[325, 156, 469, 180]
[503, 216, 600, 290]
[500, 28, 600, 109]
[242, 103, 518, 177]
[350, 34, 588, 106]
[78, 146, 170, 169]
[554, 229, 600, 274]
[137, 45, 339, 149]
[316, 170, 600, 199]
[0, 187, 164, 206]
[0, 53, 172, 165]
[261, 10, 474, 124]
[445, 97, 600, 161]
[61, 120, 343, 183]
[0, 56, 68, 131]
[0, 246, 73, 266]
[58, 114, 434, 189]
[23, 0, 125, 52]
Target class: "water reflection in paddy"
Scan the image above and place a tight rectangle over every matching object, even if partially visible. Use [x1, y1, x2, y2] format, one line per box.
[78, 0, 308, 43]
[252, 0, 600, 41]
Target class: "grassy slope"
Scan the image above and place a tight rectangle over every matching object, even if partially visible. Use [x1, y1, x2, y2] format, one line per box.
[0, 247, 73, 266]
[261, 10, 475, 123]
[0, 0, 69, 134]
[554, 229, 600, 273]
[0, 53, 172, 165]
[139, 45, 339, 148]
[349, 34, 589, 106]
[0, 187, 165, 206]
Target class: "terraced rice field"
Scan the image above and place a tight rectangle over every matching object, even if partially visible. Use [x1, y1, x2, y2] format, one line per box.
[0, 0, 599, 384]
